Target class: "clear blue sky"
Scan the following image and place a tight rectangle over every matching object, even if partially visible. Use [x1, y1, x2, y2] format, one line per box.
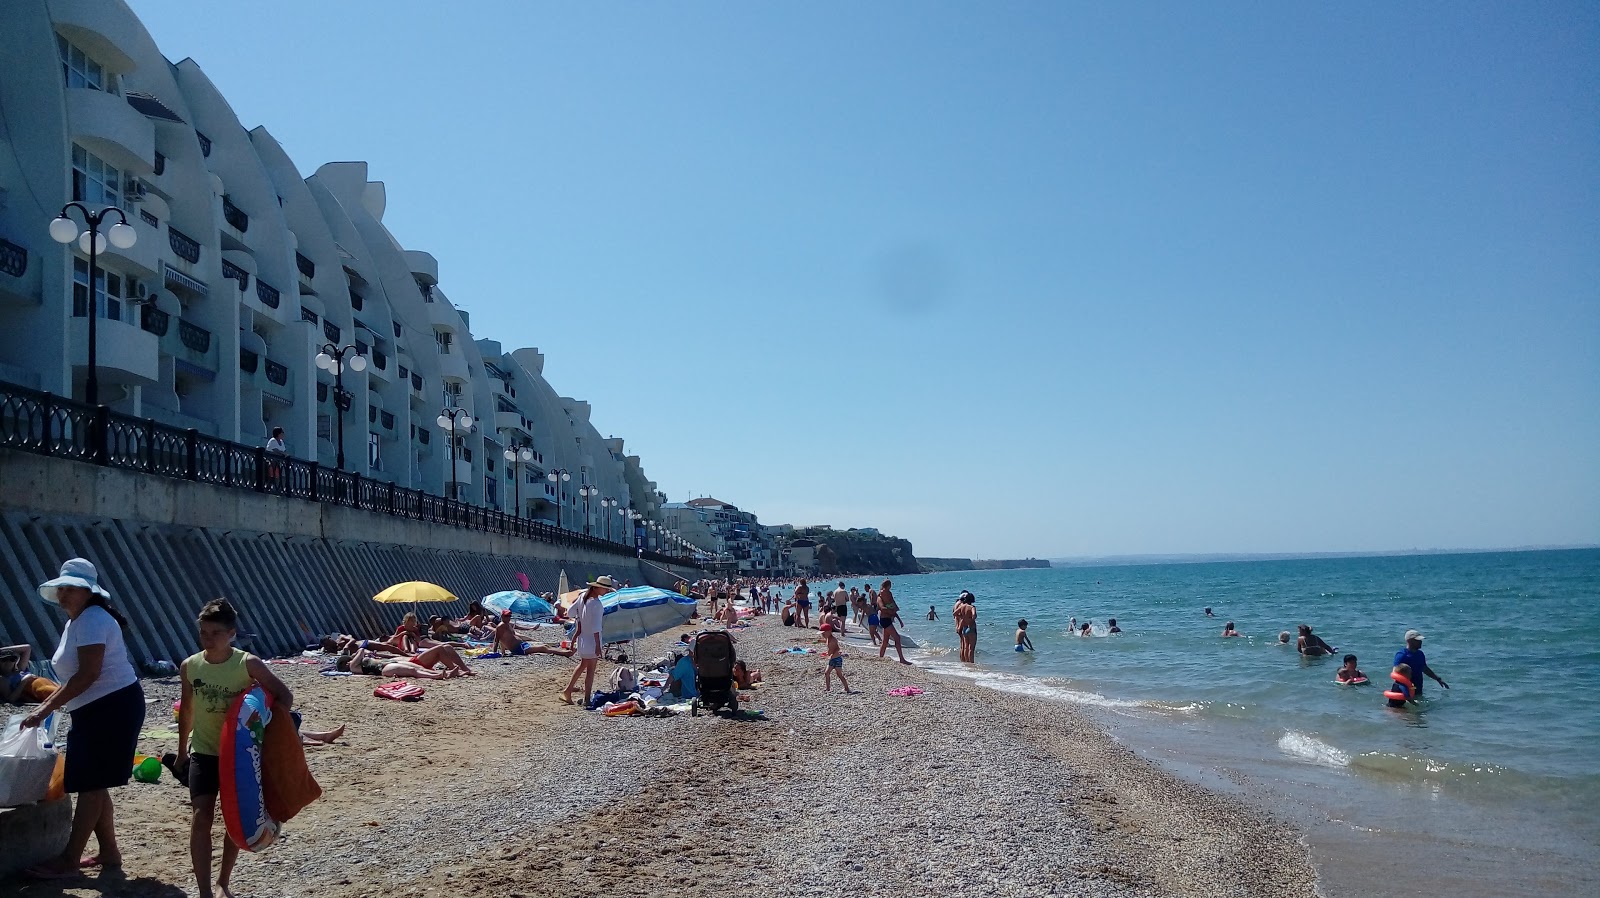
[129, 1, 1599, 557]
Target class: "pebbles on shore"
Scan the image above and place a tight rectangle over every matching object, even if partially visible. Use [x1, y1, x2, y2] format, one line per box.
[6, 610, 1317, 898]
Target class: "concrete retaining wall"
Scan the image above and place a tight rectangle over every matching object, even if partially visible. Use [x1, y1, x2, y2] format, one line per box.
[0, 449, 700, 663]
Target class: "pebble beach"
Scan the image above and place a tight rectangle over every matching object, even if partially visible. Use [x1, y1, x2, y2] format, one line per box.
[1, 605, 1319, 898]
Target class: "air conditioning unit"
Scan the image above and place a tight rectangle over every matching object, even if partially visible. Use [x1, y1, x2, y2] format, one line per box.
[133, 281, 150, 300]
[125, 179, 148, 202]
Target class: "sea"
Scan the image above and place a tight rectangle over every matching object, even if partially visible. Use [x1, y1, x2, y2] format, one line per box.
[877, 548, 1600, 898]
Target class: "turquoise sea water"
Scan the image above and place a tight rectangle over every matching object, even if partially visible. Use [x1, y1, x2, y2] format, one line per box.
[879, 549, 1600, 897]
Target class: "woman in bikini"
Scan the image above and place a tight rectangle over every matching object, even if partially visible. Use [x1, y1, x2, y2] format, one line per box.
[876, 580, 911, 664]
[337, 644, 473, 679]
[953, 592, 978, 663]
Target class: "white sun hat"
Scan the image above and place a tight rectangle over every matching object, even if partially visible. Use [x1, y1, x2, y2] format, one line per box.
[38, 557, 111, 604]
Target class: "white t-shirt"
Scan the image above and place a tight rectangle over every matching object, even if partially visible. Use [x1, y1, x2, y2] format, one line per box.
[571, 594, 606, 658]
[266, 436, 287, 454]
[52, 605, 139, 712]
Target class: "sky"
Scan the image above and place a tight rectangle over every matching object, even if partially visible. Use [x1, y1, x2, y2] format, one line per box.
[126, 1, 1599, 558]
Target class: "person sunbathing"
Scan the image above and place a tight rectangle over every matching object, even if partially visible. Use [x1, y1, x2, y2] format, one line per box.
[732, 660, 763, 690]
[0, 645, 58, 704]
[336, 644, 474, 678]
[320, 634, 408, 655]
[490, 611, 573, 657]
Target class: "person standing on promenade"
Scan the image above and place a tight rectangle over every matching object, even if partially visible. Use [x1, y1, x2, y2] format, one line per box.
[561, 576, 615, 705]
[265, 426, 287, 491]
[1394, 629, 1448, 696]
[877, 579, 911, 664]
[21, 559, 145, 879]
[794, 578, 812, 629]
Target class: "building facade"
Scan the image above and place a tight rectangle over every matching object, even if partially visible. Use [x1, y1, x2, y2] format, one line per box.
[0, 0, 658, 542]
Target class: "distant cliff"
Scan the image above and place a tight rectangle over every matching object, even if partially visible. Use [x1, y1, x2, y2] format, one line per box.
[791, 528, 920, 575]
[918, 557, 1052, 573]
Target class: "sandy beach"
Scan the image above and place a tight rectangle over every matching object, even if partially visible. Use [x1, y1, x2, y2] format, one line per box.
[1, 606, 1317, 898]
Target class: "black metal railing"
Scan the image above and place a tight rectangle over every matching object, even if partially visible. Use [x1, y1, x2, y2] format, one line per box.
[372, 349, 387, 371]
[256, 279, 280, 308]
[300, 307, 319, 325]
[397, 364, 409, 381]
[418, 429, 430, 445]
[139, 209, 159, 228]
[380, 411, 395, 430]
[196, 131, 211, 157]
[221, 195, 249, 233]
[153, 152, 166, 176]
[350, 290, 363, 311]
[296, 252, 315, 279]
[0, 239, 28, 279]
[392, 321, 403, 338]
[316, 382, 328, 403]
[178, 320, 211, 353]
[221, 258, 250, 290]
[4, 383, 698, 564]
[169, 227, 201, 264]
[265, 360, 288, 387]
[140, 304, 170, 337]
[239, 348, 259, 374]
[410, 372, 423, 392]
[323, 321, 340, 343]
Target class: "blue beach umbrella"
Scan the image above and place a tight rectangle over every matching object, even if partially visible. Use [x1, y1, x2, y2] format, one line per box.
[480, 590, 555, 622]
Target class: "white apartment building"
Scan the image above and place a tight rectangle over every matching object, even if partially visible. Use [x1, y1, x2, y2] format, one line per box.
[0, 0, 652, 536]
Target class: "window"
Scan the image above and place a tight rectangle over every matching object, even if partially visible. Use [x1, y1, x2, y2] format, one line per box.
[72, 145, 121, 210]
[72, 257, 123, 320]
[485, 477, 498, 506]
[435, 329, 453, 354]
[369, 433, 382, 472]
[317, 414, 332, 441]
[57, 35, 111, 92]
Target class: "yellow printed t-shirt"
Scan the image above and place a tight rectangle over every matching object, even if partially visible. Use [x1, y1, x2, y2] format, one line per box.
[184, 648, 255, 756]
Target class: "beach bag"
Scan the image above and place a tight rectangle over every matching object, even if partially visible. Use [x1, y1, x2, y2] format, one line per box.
[0, 713, 58, 807]
[261, 703, 321, 823]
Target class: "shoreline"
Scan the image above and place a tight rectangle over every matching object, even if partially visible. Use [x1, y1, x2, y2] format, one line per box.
[1, 608, 1318, 898]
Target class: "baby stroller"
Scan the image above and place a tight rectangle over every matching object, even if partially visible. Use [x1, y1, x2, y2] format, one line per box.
[690, 630, 737, 716]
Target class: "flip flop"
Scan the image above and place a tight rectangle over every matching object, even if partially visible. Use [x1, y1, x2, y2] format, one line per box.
[79, 855, 121, 870]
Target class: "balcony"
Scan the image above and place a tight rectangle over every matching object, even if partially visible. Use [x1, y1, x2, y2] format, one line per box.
[425, 297, 459, 330]
[323, 320, 340, 344]
[367, 347, 391, 383]
[448, 458, 473, 485]
[66, 87, 154, 174]
[221, 195, 249, 234]
[70, 315, 159, 385]
[220, 258, 250, 291]
[436, 349, 468, 382]
[168, 226, 200, 265]
[404, 250, 438, 286]
[0, 238, 41, 306]
[139, 303, 169, 337]
[239, 347, 261, 389]
[410, 371, 424, 397]
[380, 410, 396, 432]
[262, 358, 293, 404]
[162, 317, 217, 378]
[255, 279, 280, 309]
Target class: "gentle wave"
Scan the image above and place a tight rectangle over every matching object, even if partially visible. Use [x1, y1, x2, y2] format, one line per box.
[1277, 730, 1351, 767]
[917, 658, 1203, 714]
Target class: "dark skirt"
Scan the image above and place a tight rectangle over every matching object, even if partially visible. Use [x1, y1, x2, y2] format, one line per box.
[64, 682, 145, 793]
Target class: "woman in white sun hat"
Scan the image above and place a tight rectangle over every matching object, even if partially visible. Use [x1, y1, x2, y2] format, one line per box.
[20, 558, 144, 879]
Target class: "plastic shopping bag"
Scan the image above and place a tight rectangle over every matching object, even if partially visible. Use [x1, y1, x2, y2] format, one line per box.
[0, 712, 58, 807]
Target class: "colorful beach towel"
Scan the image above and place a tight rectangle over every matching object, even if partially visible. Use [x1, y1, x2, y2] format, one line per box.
[373, 681, 425, 702]
[887, 686, 924, 697]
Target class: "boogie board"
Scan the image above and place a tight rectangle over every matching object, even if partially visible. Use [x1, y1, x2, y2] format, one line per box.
[219, 686, 279, 852]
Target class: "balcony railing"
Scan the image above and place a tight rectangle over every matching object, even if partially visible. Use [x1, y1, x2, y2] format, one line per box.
[295, 252, 315, 279]
[168, 227, 200, 264]
[300, 307, 318, 325]
[221, 195, 249, 233]
[256, 279, 280, 308]
[355, 340, 368, 357]
[316, 382, 327, 403]
[265, 359, 288, 387]
[139, 209, 158, 228]
[410, 372, 423, 392]
[221, 259, 250, 290]
[372, 349, 387, 371]
[323, 321, 340, 343]
[0, 381, 696, 564]
[392, 321, 403, 338]
[367, 406, 377, 423]
[397, 364, 409, 381]
[418, 429, 430, 445]
[239, 348, 259, 374]
[178, 320, 212, 354]
[380, 411, 395, 430]
[350, 290, 363, 311]
[196, 130, 211, 157]
[140, 304, 170, 337]
[153, 152, 165, 176]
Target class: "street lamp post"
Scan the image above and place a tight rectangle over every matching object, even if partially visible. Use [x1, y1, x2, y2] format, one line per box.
[435, 406, 475, 500]
[545, 468, 571, 528]
[50, 204, 137, 407]
[314, 343, 368, 471]
[578, 483, 599, 536]
[600, 497, 618, 541]
[502, 442, 533, 517]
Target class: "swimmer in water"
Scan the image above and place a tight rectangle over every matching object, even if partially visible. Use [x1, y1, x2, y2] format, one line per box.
[1069, 616, 1077, 631]
[1337, 654, 1365, 683]
[1078, 622, 1092, 637]
[927, 605, 937, 621]
[1278, 631, 1292, 645]
[1386, 663, 1417, 708]
[1107, 618, 1121, 634]
[1015, 619, 1034, 652]
[1205, 607, 1215, 618]
[1221, 621, 1242, 637]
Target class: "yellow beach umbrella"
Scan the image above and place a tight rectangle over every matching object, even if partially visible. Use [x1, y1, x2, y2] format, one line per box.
[373, 581, 458, 605]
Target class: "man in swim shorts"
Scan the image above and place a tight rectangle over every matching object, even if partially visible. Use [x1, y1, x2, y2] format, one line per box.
[1393, 630, 1448, 696]
[794, 579, 812, 629]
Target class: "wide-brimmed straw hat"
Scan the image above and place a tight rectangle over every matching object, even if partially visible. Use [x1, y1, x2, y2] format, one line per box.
[38, 557, 111, 604]
[588, 575, 617, 589]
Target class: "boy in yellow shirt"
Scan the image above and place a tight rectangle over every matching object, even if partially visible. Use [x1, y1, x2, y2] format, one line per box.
[177, 600, 293, 898]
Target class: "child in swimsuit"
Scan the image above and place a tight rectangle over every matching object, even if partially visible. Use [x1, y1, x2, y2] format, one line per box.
[1337, 655, 1366, 683]
[1014, 620, 1034, 652]
[820, 624, 852, 694]
[1387, 663, 1416, 708]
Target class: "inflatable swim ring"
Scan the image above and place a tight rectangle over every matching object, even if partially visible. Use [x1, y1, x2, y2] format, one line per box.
[220, 686, 280, 852]
[1383, 670, 1414, 703]
[1336, 676, 1369, 686]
